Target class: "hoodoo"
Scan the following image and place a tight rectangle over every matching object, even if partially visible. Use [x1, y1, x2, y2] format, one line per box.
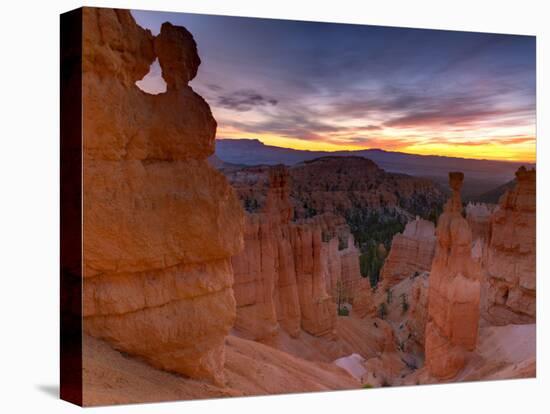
[424, 172, 482, 379]
[232, 166, 302, 339]
[231, 167, 370, 339]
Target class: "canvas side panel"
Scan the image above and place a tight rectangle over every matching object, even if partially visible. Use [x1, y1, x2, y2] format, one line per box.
[60, 7, 83, 407]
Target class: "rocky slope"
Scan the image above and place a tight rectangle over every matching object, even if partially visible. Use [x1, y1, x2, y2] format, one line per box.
[83, 334, 359, 406]
[424, 172, 482, 379]
[484, 167, 536, 325]
[82, 8, 244, 387]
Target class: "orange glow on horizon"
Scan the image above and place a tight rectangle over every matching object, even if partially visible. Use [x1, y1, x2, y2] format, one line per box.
[217, 128, 536, 163]
[400, 142, 536, 163]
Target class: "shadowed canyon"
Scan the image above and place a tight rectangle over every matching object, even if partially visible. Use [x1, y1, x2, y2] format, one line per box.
[81, 9, 536, 406]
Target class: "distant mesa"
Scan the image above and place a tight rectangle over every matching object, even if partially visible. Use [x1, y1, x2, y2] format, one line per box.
[221, 154, 446, 224]
[215, 138, 534, 199]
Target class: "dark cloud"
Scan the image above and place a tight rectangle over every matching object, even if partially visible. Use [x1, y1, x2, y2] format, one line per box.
[206, 83, 223, 91]
[329, 136, 416, 150]
[384, 95, 535, 128]
[327, 91, 433, 120]
[217, 89, 278, 112]
[223, 109, 340, 141]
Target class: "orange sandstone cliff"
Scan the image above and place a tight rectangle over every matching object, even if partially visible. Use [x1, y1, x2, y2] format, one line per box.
[424, 172, 482, 379]
[231, 167, 302, 339]
[484, 167, 536, 325]
[82, 8, 245, 386]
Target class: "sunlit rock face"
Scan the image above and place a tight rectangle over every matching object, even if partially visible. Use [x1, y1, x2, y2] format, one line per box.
[484, 167, 536, 325]
[380, 218, 436, 288]
[425, 172, 482, 379]
[82, 8, 244, 385]
[302, 213, 367, 313]
[232, 167, 302, 339]
[289, 223, 336, 336]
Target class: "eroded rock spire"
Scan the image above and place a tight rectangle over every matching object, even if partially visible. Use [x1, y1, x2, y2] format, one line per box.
[424, 172, 481, 379]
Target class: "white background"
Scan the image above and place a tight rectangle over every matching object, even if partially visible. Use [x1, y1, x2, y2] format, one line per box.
[0, 0, 548, 412]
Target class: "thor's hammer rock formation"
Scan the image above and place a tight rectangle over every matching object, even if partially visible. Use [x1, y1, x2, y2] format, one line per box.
[424, 172, 482, 379]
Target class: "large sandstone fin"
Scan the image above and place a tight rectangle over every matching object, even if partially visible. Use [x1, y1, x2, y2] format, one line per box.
[82, 8, 244, 386]
[484, 167, 536, 325]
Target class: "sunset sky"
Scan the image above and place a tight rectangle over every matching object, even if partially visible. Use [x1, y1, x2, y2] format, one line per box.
[132, 10, 536, 162]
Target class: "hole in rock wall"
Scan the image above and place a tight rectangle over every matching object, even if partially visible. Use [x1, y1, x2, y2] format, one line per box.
[135, 58, 167, 95]
[502, 288, 509, 302]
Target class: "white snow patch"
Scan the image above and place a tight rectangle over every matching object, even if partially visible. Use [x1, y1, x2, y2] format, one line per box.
[334, 353, 367, 381]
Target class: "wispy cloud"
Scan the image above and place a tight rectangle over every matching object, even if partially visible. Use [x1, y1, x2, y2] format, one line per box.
[217, 89, 278, 112]
[132, 10, 536, 161]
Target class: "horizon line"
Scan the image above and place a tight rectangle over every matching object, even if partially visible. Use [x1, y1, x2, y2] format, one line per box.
[215, 136, 536, 164]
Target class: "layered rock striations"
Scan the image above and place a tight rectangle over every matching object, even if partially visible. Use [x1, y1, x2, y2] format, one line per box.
[232, 167, 301, 339]
[82, 8, 244, 385]
[484, 167, 536, 325]
[380, 218, 436, 288]
[319, 226, 374, 318]
[231, 168, 371, 339]
[424, 172, 482, 379]
[290, 221, 337, 336]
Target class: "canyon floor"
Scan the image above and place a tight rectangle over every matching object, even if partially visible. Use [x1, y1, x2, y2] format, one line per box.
[83, 318, 535, 406]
